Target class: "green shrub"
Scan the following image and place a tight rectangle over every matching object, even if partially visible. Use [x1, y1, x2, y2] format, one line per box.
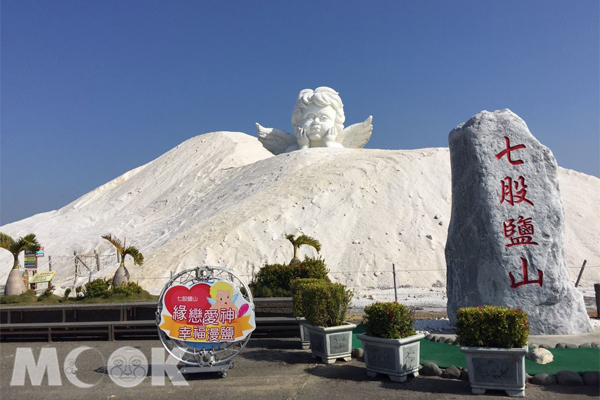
[63, 288, 72, 299]
[456, 305, 529, 348]
[75, 286, 83, 297]
[111, 281, 143, 296]
[38, 288, 54, 300]
[249, 256, 329, 298]
[291, 278, 328, 317]
[82, 279, 145, 298]
[298, 280, 353, 327]
[364, 302, 416, 339]
[83, 278, 112, 298]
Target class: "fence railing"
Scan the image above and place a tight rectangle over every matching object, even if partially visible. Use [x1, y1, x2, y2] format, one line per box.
[1, 260, 598, 297]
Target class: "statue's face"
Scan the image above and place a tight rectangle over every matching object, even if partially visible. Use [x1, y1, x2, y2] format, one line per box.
[300, 103, 337, 140]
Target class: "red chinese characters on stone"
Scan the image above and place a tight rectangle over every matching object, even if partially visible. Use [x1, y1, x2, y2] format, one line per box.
[495, 136, 526, 165]
[509, 257, 543, 288]
[503, 216, 538, 247]
[500, 176, 534, 206]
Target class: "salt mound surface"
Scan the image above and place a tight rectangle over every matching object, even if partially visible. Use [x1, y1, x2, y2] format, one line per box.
[1, 131, 598, 295]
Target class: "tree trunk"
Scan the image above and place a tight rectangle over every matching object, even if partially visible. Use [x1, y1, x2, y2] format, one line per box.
[4, 269, 27, 295]
[112, 265, 129, 286]
[290, 257, 301, 265]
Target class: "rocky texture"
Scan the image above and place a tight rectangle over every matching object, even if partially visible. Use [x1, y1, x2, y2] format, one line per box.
[526, 348, 553, 364]
[446, 109, 592, 335]
[582, 372, 600, 386]
[441, 365, 461, 379]
[531, 373, 557, 385]
[351, 348, 364, 359]
[556, 370, 584, 386]
[420, 362, 442, 376]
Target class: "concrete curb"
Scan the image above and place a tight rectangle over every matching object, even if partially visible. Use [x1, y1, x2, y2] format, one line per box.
[411, 336, 600, 387]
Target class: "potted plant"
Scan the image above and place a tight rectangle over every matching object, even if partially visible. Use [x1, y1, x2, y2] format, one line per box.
[297, 280, 355, 364]
[292, 278, 329, 349]
[356, 302, 424, 382]
[101, 234, 144, 286]
[456, 305, 529, 397]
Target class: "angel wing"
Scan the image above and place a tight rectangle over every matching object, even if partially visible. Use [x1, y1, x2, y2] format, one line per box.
[336, 116, 373, 149]
[256, 123, 298, 155]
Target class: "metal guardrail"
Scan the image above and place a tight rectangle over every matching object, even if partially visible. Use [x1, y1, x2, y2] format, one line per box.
[0, 298, 298, 342]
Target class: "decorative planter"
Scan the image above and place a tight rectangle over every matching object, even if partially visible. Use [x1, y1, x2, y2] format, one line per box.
[357, 333, 424, 382]
[297, 318, 310, 350]
[460, 346, 527, 397]
[305, 322, 356, 364]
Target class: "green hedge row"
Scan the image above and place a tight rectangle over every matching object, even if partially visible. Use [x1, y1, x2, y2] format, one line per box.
[364, 302, 416, 339]
[249, 256, 329, 297]
[456, 305, 529, 348]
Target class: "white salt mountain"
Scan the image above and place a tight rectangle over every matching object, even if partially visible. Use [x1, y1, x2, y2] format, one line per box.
[0, 129, 598, 302]
[446, 109, 592, 334]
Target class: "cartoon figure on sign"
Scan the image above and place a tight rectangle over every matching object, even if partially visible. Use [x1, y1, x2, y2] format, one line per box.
[207, 281, 249, 318]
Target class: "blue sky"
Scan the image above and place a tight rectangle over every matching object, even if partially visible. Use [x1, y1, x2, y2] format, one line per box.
[1, 0, 598, 225]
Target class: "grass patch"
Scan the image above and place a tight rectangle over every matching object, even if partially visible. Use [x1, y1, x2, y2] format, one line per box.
[0, 289, 158, 306]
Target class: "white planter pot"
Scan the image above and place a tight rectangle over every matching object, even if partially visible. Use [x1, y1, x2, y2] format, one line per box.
[305, 322, 356, 364]
[297, 318, 311, 350]
[357, 333, 424, 382]
[460, 346, 527, 397]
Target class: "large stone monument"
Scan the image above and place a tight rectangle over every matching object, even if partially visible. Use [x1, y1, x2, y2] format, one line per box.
[445, 109, 592, 335]
[256, 86, 373, 154]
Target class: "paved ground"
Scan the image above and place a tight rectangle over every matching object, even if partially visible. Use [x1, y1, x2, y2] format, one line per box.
[1, 338, 598, 400]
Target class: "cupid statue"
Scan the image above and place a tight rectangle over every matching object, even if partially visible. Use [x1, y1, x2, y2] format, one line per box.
[256, 87, 373, 155]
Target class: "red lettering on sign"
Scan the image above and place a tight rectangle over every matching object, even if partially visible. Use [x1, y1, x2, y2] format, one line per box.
[509, 257, 543, 288]
[500, 176, 534, 206]
[203, 309, 219, 325]
[193, 326, 206, 340]
[503, 216, 538, 247]
[178, 326, 192, 340]
[220, 326, 235, 341]
[188, 308, 203, 324]
[173, 305, 187, 321]
[495, 136, 526, 165]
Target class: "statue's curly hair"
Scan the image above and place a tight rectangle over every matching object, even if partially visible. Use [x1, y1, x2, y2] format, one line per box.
[291, 87, 345, 135]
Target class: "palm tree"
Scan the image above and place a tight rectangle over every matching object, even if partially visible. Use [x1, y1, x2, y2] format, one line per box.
[286, 234, 321, 265]
[101, 234, 144, 286]
[0, 233, 41, 295]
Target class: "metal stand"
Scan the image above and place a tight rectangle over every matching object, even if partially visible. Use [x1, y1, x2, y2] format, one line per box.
[180, 362, 234, 378]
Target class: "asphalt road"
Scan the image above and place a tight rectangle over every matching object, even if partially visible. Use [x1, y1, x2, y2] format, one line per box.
[0, 338, 598, 400]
